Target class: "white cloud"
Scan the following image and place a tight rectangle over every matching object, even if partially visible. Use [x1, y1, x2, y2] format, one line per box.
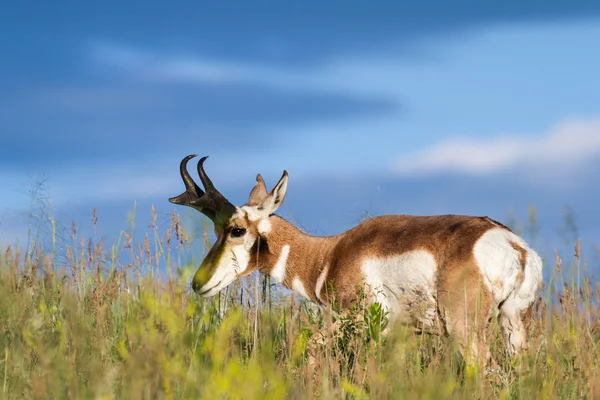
[4, 116, 596, 216]
[87, 42, 407, 99]
[90, 43, 307, 85]
[392, 117, 600, 177]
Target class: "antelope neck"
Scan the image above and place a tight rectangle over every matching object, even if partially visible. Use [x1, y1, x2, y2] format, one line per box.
[262, 216, 339, 303]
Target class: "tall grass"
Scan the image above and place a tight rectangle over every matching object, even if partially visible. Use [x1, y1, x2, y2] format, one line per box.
[0, 203, 599, 399]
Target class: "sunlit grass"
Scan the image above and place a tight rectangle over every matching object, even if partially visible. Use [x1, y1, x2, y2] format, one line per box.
[0, 201, 599, 399]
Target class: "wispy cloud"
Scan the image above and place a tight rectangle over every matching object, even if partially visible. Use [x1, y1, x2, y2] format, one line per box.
[5, 116, 598, 215]
[392, 116, 600, 178]
[90, 44, 272, 85]
[87, 42, 410, 100]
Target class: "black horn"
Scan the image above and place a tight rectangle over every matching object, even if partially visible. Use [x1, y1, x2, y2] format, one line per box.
[168, 154, 204, 206]
[169, 154, 235, 224]
[197, 156, 217, 193]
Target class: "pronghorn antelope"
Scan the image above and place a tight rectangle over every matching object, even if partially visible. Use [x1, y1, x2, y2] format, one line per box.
[169, 154, 543, 366]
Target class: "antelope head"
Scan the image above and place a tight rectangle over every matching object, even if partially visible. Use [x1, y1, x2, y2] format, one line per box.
[169, 154, 288, 297]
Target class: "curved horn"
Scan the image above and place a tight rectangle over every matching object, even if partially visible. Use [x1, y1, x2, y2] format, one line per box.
[181, 154, 202, 194]
[168, 154, 235, 224]
[197, 156, 217, 193]
[168, 154, 204, 206]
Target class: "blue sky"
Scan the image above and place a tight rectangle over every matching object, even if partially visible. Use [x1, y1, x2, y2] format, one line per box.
[1, 1, 600, 275]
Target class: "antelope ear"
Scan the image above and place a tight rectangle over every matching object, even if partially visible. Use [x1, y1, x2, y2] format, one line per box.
[256, 171, 288, 216]
[248, 174, 268, 205]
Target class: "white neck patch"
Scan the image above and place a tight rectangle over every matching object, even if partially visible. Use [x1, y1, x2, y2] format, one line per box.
[270, 244, 290, 284]
[315, 264, 329, 302]
[292, 277, 310, 300]
[257, 218, 271, 234]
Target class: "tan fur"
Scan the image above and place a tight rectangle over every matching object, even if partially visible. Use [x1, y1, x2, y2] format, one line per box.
[170, 156, 538, 369]
[249, 216, 338, 303]
[247, 174, 268, 206]
[322, 215, 500, 306]
[240, 214, 500, 305]
[244, 216, 497, 313]
[231, 212, 513, 366]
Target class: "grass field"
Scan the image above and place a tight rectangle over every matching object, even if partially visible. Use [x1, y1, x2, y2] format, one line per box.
[0, 203, 599, 399]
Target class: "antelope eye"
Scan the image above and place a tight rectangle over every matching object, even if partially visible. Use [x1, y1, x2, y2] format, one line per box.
[230, 227, 246, 238]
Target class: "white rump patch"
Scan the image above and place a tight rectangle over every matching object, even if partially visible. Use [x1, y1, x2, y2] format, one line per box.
[473, 227, 543, 311]
[292, 277, 311, 300]
[474, 227, 543, 355]
[360, 250, 438, 330]
[270, 244, 290, 284]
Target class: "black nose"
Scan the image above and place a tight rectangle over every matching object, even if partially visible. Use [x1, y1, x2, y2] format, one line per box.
[192, 280, 202, 293]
